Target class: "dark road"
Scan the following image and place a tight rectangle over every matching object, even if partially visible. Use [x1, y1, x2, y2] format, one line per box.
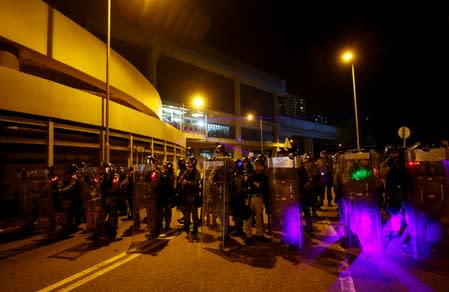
[1, 207, 448, 292]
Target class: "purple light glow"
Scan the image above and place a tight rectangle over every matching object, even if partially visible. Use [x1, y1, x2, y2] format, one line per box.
[280, 204, 303, 250]
[343, 200, 383, 253]
[390, 214, 402, 232]
[405, 206, 445, 259]
[331, 253, 435, 291]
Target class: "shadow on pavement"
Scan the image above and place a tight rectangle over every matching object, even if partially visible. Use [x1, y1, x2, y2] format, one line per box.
[47, 237, 120, 261]
[204, 239, 304, 269]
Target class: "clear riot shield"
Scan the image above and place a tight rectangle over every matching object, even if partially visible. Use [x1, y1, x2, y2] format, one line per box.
[267, 156, 303, 250]
[201, 158, 232, 250]
[82, 166, 102, 237]
[404, 147, 449, 259]
[28, 168, 58, 236]
[338, 151, 383, 253]
[129, 161, 159, 250]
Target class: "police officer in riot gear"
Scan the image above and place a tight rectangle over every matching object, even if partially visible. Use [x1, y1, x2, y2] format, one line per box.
[381, 146, 409, 216]
[174, 157, 187, 225]
[299, 154, 318, 236]
[91, 163, 120, 240]
[208, 144, 235, 240]
[142, 155, 163, 241]
[157, 161, 176, 233]
[316, 150, 334, 207]
[243, 157, 270, 245]
[120, 167, 134, 220]
[58, 164, 82, 237]
[229, 159, 246, 237]
[46, 165, 60, 233]
[178, 156, 201, 240]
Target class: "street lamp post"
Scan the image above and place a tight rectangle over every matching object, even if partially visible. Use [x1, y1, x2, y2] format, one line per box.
[259, 116, 263, 154]
[204, 113, 208, 140]
[192, 95, 207, 140]
[247, 114, 263, 154]
[341, 51, 361, 152]
[103, 0, 111, 164]
[181, 103, 185, 132]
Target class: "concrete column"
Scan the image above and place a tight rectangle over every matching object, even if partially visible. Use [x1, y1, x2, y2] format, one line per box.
[146, 47, 160, 86]
[304, 137, 314, 156]
[272, 93, 280, 144]
[129, 134, 133, 167]
[234, 79, 242, 156]
[47, 120, 54, 166]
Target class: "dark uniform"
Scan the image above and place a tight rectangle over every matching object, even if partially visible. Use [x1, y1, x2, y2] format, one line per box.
[298, 154, 319, 236]
[178, 156, 201, 240]
[382, 147, 409, 216]
[156, 161, 176, 232]
[92, 164, 120, 240]
[243, 157, 270, 245]
[58, 164, 82, 236]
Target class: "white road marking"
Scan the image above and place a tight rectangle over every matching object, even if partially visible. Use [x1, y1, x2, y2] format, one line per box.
[324, 218, 357, 292]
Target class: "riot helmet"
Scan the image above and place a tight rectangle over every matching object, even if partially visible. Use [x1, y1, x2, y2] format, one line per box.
[300, 153, 310, 163]
[65, 163, 79, 175]
[118, 166, 126, 178]
[234, 159, 243, 174]
[104, 163, 114, 174]
[186, 146, 193, 157]
[144, 155, 158, 165]
[75, 160, 86, 170]
[255, 154, 267, 165]
[254, 156, 265, 167]
[16, 168, 27, 179]
[177, 157, 186, 171]
[242, 156, 254, 171]
[320, 150, 329, 158]
[214, 144, 227, 157]
[385, 145, 399, 155]
[163, 161, 174, 175]
[48, 165, 56, 176]
[186, 156, 197, 168]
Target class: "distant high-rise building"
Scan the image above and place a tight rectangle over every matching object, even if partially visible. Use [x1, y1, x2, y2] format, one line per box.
[279, 94, 306, 119]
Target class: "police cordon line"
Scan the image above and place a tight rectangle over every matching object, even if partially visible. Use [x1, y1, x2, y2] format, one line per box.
[1, 143, 448, 259]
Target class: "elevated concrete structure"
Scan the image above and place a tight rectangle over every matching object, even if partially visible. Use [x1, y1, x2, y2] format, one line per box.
[0, 0, 184, 169]
[0, 0, 337, 168]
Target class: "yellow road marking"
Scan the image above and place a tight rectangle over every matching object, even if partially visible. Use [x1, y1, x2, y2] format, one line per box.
[36, 251, 131, 292]
[59, 253, 141, 291]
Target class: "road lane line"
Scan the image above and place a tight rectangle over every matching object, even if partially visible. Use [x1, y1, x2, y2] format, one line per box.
[59, 253, 141, 291]
[324, 218, 356, 292]
[38, 237, 172, 291]
[36, 251, 130, 292]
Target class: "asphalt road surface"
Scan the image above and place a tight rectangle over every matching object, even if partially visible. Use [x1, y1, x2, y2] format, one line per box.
[0, 206, 448, 292]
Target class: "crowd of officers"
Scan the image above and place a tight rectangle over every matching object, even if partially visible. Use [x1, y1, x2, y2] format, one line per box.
[5, 143, 411, 247]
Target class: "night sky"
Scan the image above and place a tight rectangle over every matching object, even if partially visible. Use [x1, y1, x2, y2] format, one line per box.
[193, 2, 448, 146]
[44, 1, 449, 147]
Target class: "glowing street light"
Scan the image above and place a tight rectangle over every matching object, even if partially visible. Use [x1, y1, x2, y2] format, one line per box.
[191, 95, 207, 139]
[192, 95, 204, 110]
[247, 113, 263, 154]
[102, 0, 112, 164]
[341, 50, 361, 152]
